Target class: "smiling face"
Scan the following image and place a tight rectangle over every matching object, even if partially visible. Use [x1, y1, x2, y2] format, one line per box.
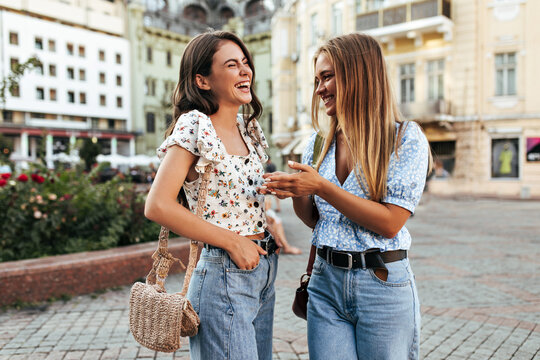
[314, 53, 337, 116]
[198, 40, 253, 110]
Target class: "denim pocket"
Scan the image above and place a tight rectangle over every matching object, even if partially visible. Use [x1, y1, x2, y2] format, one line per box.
[226, 260, 261, 274]
[368, 259, 410, 287]
[311, 256, 326, 275]
[188, 268, 207, 313]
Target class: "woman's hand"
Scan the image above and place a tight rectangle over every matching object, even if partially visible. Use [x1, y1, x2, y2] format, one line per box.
[259, 161, 322, 198]
[225, 235, 267, 270]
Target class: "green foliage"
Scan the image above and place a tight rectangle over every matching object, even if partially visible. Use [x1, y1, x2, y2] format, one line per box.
[0, 163, 161, 262]
[79, 138, 101, 171]
[0, 57, 42, 105]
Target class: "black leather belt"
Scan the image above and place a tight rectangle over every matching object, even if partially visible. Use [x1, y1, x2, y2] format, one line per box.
[317, 247, 407, 270]
[204, 231, 278, 255]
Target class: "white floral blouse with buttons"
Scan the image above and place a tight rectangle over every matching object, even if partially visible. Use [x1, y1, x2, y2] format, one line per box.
[157, 109, 269, 236]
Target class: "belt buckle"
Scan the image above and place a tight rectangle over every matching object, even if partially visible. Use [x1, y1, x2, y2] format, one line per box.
[332, 250, 353, 270]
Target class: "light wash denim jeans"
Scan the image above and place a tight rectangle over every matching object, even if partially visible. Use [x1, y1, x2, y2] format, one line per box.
[187, 240, 279, 360]
[307, 255, 421, 360]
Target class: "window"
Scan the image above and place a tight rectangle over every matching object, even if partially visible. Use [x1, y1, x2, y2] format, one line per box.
[79, 92, 86, 104]
[400, 63, 415, 103]
[3, 110, 13, 122]
[67, 43, 74, 55]
[100, 94, 106, 106]
[49, 64, 57, 77]
[146, 112, 156, 133]
[116, 75, 122, 86]
[49, 89, 57, 101]
[310, 13, 318, 46]
[495, 52, 516, 96]
[116, 53, 122, 64]
[166, 50, 172, 66]
[430, 141, 455, 177]
[116, 96, 123, 108]
[427, 59, 444, 101]
[48, 39, 56, 52]
[108, 119, 115, 129]
[35, 63, 44, 75]
[492, 138, 519, 178]
[9, 32, 18, 45]
[67, 67, 74, 79]
[79, 69, 86, 81]
[331, 3, 343, 36]
[67, 91, 75, 103]
[165, 114, 173, 128]
[10, 58, 19, 71]
[78, 45, 85, 57]
[36, 87, 44, 100]
[35, 37, 43, 50]
[145, 77, 156, 96]
[99, 72, 106, 84]
[10, 85, 20, 97]
[147, 46, 153, 62]
[99, 50, 105, 61]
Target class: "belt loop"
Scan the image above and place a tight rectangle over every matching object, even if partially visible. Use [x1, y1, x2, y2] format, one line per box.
[360, 252, 366, 270]
[326, 247, 331, 265]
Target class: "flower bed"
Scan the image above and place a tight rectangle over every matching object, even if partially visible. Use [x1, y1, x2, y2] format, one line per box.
[0, 164, 161, 262]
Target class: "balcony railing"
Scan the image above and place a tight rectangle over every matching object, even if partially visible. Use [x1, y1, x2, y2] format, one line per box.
[357, 0, 451, 31]
[399, 99, 450, 121]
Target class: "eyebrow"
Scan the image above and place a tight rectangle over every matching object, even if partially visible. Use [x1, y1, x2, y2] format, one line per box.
[316, 69, 333, 78]
[223, 57, 248, 65]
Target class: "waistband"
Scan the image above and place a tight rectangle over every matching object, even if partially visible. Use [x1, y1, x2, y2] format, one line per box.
[317, 246, 407, 270]
[204, 230, 278, 255]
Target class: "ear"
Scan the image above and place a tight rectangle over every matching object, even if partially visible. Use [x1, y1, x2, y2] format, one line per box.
[195, 74, 211, 90]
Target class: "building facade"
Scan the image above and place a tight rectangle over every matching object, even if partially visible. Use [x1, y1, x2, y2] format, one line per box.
[0, 0, 133, 168]
[272, 0, 540, 198]
[129, 0, 277, 156]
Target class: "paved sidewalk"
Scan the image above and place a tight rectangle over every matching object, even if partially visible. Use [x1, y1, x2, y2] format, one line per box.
[0, 196, 539, 359]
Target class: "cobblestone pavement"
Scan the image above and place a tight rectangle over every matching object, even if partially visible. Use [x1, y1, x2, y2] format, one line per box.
[0, 196, 539, 359]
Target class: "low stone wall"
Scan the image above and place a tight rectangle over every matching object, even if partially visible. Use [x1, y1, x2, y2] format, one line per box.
[0, 237, 197, 307]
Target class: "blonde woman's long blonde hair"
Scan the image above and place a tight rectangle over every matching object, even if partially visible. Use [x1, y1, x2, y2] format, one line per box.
[312, 33, 408, 202]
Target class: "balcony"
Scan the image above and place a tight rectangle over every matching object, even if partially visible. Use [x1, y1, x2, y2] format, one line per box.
[357, 0, 453, 42]
[399, 99, 450, 122]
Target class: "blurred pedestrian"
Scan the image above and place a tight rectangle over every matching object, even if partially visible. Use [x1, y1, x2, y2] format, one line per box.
[265, 156, 281, 212]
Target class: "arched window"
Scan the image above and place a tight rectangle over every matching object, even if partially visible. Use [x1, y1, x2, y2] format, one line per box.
[220, 7, 235, 21]
[245, 0, 266, 17]
[183, 5, 207, 23]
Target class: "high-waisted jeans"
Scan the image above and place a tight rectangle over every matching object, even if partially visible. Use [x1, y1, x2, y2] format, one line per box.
[307, 255, 421, 360]
[187, 244, 279, 360]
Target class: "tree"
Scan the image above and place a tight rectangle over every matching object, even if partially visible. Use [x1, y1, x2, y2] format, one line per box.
[0, 57, 41, 106]
[79, 139, 101, 171]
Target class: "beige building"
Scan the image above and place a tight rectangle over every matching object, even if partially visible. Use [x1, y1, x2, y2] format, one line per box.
[272, 0, 540, 198]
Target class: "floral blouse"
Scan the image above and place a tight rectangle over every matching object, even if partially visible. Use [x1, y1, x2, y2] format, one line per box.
[302, 121, 429, 252]
[157, 110, 269, 236]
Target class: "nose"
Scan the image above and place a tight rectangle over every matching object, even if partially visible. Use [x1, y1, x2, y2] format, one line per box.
[315, 80, 325, 95]
[240, 62, 252, 76]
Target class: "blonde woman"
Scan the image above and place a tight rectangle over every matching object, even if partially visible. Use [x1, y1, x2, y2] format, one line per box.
[145, 31, 279, 359]
[261, 33, 430, 359]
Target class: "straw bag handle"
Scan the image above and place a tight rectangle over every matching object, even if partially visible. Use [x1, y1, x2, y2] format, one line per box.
[145, 164, 213, 294]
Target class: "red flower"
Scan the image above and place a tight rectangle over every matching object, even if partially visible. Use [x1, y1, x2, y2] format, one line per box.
[31, 174, 45, 184]
[1, 173, 10, 180]
[17, 174, 28, 182]
[0, 179, 6, 187]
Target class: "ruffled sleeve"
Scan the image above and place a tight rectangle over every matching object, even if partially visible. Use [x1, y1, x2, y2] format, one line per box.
[382, 122, 429, 213]
[243, 117, 269, 163]
[157, 110, 226, 173]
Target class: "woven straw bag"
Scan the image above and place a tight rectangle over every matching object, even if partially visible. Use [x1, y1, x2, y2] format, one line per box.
[129, 165, 212, 352]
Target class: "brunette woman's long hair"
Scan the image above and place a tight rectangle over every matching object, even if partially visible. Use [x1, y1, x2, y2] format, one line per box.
[165, 30, 263, 139]
[312, 33, 431, 202]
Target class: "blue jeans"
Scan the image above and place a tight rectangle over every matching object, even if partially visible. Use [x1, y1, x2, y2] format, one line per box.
[187, 244, 279, 360]
[307, 255, 421, 360]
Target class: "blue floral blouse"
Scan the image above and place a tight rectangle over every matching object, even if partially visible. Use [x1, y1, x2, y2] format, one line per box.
[302, 122, 429, 252]
[157, 110, 269, 235]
